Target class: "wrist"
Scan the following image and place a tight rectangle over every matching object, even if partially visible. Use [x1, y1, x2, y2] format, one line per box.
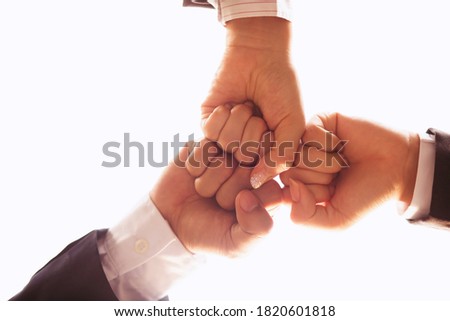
[399, 132, 420, 204]
[149, 189, 178, 238]
[226, 17, 291, 53]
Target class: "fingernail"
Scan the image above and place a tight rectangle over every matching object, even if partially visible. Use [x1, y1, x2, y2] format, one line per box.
[289, 178, 301, 202]
[243, 101, 255, 108]
[250, 172, 266, 189]
[240, 192, 259, 212]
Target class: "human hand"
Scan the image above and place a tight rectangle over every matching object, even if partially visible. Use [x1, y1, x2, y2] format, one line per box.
[280, 136, 343, 223]
[202, 102, 269, 166]
[201, 103, 340, 212]
[286, 113, 419, 228]
[201, 17, 305, 189]
[185, 131, 268, 211]
[150, 143, 283, 257]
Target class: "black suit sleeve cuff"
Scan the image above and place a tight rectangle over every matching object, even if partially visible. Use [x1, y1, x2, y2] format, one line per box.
[426, 128, 450, 224]
[10, 230, 118, 301]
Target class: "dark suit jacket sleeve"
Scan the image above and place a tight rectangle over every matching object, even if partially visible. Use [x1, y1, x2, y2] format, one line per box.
[422, 128, 450, 228]
[10, 229, 118, 301]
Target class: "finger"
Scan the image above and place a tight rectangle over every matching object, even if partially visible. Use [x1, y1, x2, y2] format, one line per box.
[172, 143, 190, 168]
[217, 104, 253, 153]
[280, 168, 335, 185]
[252, 179, 284, 211]
[224, 179, 283, 257]
[216, 166, 252, 211]
[235, 116, 268, 165]
[285, 178, 333, 201]
[194, 154, 236, 198]
[233, 179, 283, 238]
[234, 190, 273, 238]
[304, 184, 334, 203]
[260, 130, 275, 156]
[288, 179, 329, 225]
[202, 104, 232, 141]
[250, 115, 303, 189]
[294, 146, 344, 173]
[186, 139, 220, 178]
[288, 179, 348, 228]
[302, 113, 342, 152]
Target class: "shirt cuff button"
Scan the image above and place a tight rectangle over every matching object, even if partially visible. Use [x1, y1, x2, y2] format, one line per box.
[134, 239, 149, 254]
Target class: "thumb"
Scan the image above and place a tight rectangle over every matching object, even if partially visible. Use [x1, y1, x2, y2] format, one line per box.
[227, 188, 275, 256]
[235, 190, 273, 237]
[250, 116, 304, 189]
[231, 179, 282, 245]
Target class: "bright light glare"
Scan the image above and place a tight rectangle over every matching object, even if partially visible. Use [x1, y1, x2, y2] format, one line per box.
[0, 0, 449, 300]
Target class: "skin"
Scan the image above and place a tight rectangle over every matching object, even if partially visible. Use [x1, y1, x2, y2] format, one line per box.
[150, 111, 419, 257]
[202, 105, 340, 212]
[201, 17, 305, 189]
[284, 113, 420, 228]
[203, 103, 268, 165]
[150, 145, 283, 257]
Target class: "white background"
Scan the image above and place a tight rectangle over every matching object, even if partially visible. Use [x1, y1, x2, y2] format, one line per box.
[1, 0, 450, 301]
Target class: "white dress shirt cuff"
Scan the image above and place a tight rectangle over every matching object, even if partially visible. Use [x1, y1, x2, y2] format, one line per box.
[400, 133, 436, 220]
[207, 0, 292, 25]
[98, 197, 204, 300]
